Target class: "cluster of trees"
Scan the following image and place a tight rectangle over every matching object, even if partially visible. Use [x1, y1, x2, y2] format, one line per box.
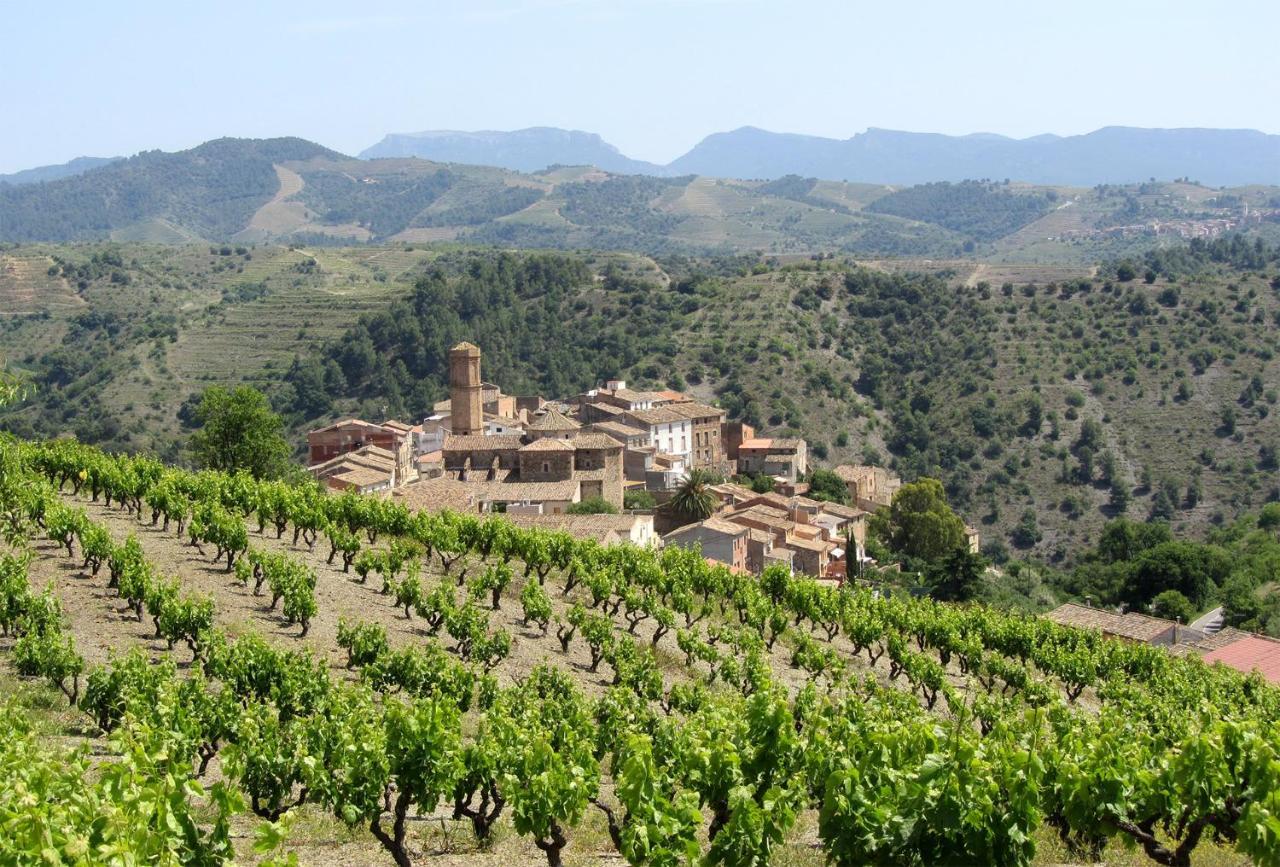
[1058, 507, 1280, 633]
[283, 253, 685, 423]
[866, 180, 1057, 242]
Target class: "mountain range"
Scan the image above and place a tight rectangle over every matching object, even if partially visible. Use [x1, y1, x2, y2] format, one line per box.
[362, 125, 1280, 187]
[1, 134, 1276, 257]
[0, 155, 122, 185]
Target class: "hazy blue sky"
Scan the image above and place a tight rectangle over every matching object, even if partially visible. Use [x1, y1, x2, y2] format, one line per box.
[4, 0, 1278, 173]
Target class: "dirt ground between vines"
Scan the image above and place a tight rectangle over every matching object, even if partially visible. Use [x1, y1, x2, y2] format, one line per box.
[1, 492, 1241, 866]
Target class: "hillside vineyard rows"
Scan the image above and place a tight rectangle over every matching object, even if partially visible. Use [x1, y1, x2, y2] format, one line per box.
[1, 438, 1279, 865]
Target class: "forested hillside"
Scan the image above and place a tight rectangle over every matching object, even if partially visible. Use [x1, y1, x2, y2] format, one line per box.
[1, 238, 1276, 566]
[0, 138, 340, 241]
[5, 137, 1275, 262]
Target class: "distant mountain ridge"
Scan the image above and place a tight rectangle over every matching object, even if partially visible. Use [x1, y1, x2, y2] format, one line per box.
[360, 127, 667, 176]
[364, 125, 1280, 187]
[0, 156, 122, 185]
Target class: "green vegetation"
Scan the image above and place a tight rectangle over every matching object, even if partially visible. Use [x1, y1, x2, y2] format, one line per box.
[670, 468, 720, 522]
[188, 385, 291, 479]
[0, 237, 1276, 569]
[5, 437, 1280, 866]
[866, 180, 1057, 242]
[0, 138, 339, 242]
[566, 497, 618, 515]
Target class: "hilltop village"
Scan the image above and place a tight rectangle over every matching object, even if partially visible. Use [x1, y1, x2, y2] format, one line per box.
[304, 341, 961, 582]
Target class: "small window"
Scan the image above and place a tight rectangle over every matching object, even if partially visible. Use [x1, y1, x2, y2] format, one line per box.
[542, 461, 550, 473]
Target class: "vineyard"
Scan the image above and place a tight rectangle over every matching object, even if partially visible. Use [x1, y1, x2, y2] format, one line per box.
[1, 436, 1279, 866]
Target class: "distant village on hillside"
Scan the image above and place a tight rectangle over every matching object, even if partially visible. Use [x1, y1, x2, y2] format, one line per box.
[299, 341, 1280, 683]
[303, 341, 978, 583]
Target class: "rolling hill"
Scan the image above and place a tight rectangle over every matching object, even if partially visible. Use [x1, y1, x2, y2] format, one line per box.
[1, 239, 1275, 566]
[0, 155, 122, 185]
[3, 137, 1279, 261]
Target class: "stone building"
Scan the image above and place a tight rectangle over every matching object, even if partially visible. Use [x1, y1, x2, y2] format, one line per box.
[833, 464, 902, 510]
[398, 342, 625, 514]
[736, 438, 808, 483]
[448, 342, 484, 436]
[306, 418, 414, 485]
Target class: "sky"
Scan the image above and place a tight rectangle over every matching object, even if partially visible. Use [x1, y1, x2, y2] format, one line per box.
[3, 0, 1279, 173]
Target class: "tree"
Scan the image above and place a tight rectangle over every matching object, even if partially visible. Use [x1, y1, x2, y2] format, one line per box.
[869, 478, 965, 562]
[670, 469, 719, 522]
[567, 497, 618, 515]
[806, 469, 849, 504]
[926, 548, 988, 602]
[1010, 509, 1041, 549]
[1123, 541, 1232, 609]
[1150, 589, 1196, 624]
[188, 386, 291, 479]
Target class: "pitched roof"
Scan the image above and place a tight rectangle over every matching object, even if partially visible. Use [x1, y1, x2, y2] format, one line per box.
[739, 438, 773, 449]
[665, 517, 748, 540]
[390, 478, 474, 514]
[1045, 603, 1176, 643]
[1202, 635, 1280, 683]
[443, 434, 525, 451]
[467, 479, 580, 502]
[663, 401, 726, 420]
[520, 438, 574, 452]
[817, 502, 869, 520]
[627, 407, 689, 426]
[526, 406, 580, 431]
[589, 420, 646, 440]
[572, 433, 624, 451]
[450, 341, 480, 352]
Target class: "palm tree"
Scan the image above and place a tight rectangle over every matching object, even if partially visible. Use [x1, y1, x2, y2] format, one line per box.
[671, 468, 719, 522]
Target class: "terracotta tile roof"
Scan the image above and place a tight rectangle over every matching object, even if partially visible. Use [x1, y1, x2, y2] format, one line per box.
[572, 433, 625, 451]
[1203, 635, 1280, 683]
[519, 438, 574, 452]
[739, 438, 774, 449]
[817, 502, 868, 520]
[309, 445, 396, 476]
[309, 418, 385, 436]
[783, 536, 831, 553]
[443, 434, 525, 451]
[381, 420, 413, 433]
[710, 482, 757, 501]
[328, 467, 392, 489]
[526, 407, 580, 431]
[1191, 627, 1253, 652]
[1045, 603, 1176, 643]
[627, 407, 690, 426]
[655, 390, 687, 401]
[665, 517, 748, 540]
[589, 420, 646, 439]
[391, 478, 475, 513]
[450, 341, 480, 352]
[663, 402, 726, 420]
[469, 479, 581, 502]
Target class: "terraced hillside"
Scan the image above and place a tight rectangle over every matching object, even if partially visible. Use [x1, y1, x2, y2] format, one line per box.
[0, 239, 1276, 566]
[0, 439, 1272, 866]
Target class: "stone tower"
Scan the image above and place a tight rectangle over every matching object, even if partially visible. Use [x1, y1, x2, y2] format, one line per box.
[448, 342, 483, 436]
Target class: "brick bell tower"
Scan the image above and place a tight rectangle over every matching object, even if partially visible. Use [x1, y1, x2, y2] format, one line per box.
[448, 342, 483, 436]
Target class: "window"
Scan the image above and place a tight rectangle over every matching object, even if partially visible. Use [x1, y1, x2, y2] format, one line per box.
[541, 461, 550, 473]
